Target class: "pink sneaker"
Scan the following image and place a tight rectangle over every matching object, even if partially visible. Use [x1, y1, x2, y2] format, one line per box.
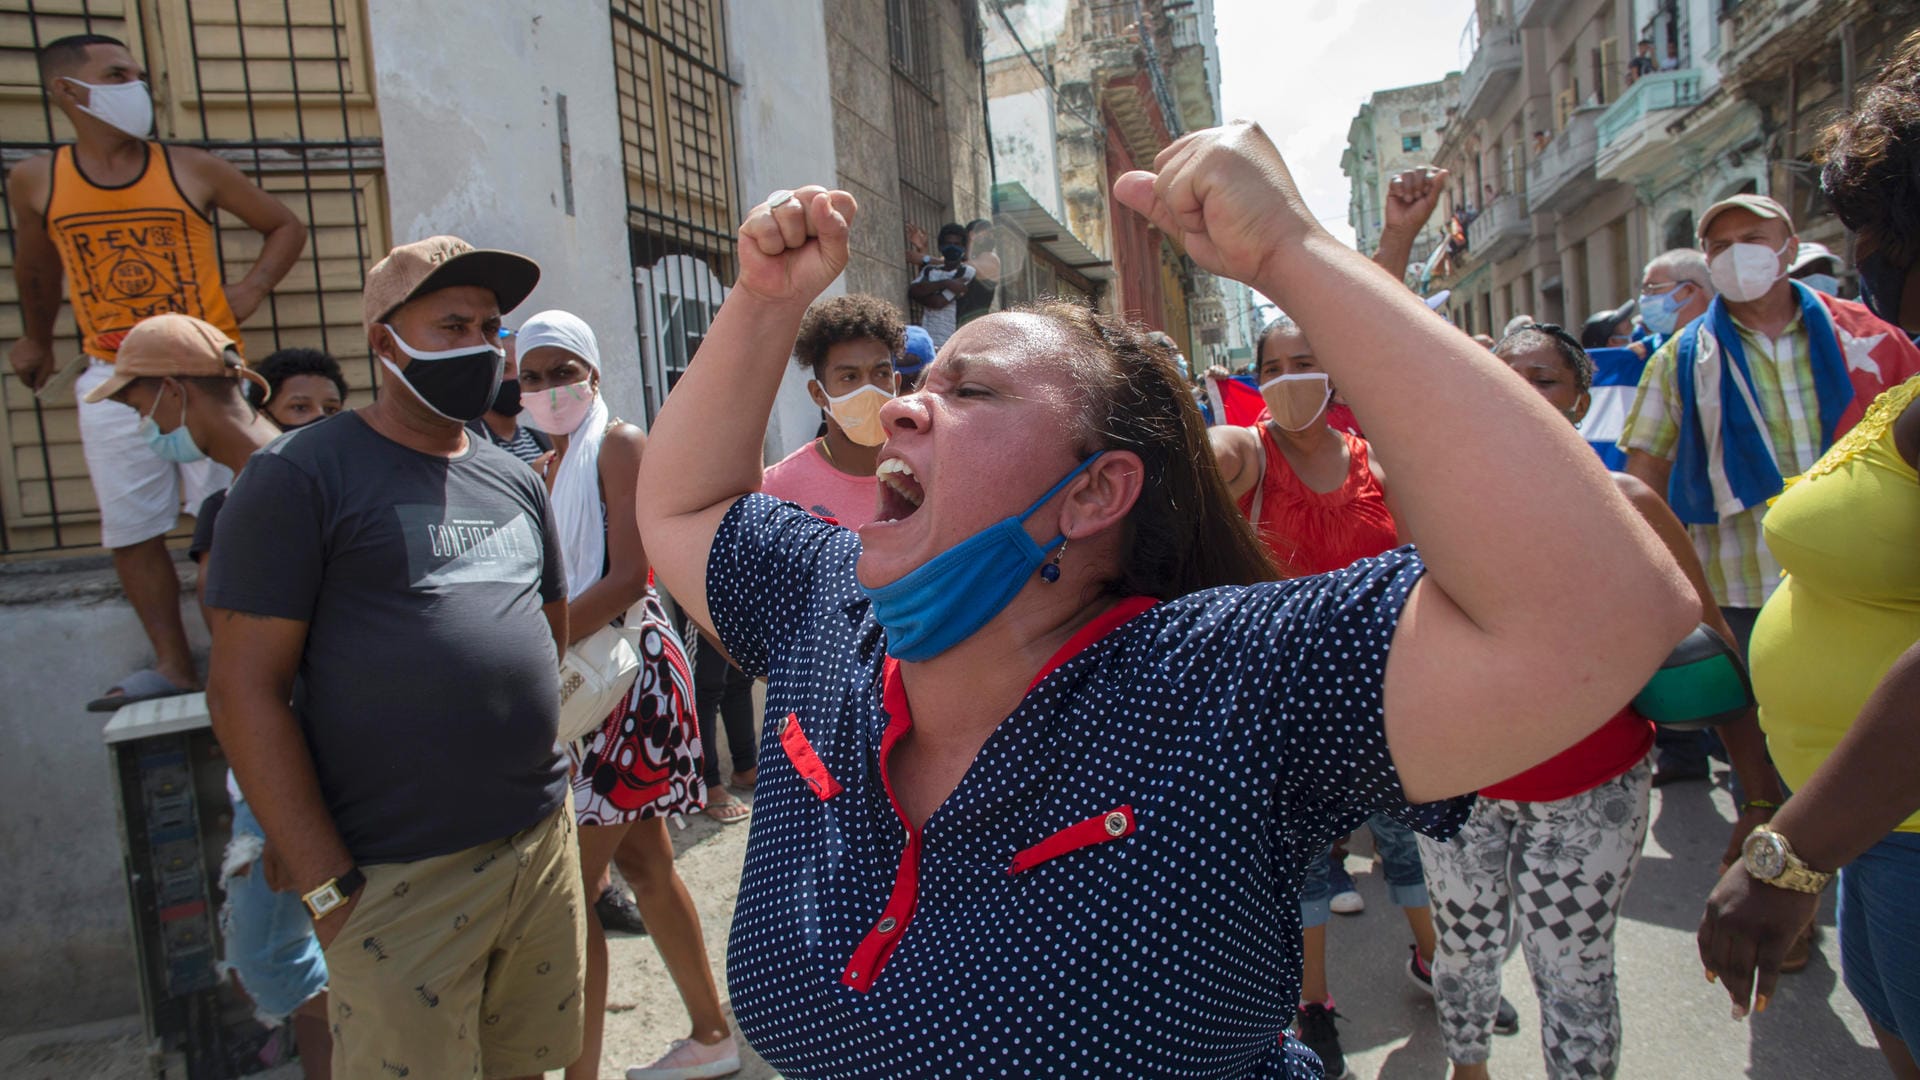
[625, 1032, 742, 1080]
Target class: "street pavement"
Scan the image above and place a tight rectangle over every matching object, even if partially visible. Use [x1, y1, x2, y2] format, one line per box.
[0, 766, 1883, 1079]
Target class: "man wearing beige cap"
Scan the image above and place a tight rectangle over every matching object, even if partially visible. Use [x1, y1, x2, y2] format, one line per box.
[205, 236, 585, 1079]
[1619, 193, 1920, 787]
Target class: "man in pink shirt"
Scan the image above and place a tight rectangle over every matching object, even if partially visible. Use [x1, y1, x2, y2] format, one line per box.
[762, 294, 905, 528]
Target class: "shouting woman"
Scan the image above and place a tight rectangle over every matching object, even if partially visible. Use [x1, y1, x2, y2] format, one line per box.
[635, 125, 1696, 1078]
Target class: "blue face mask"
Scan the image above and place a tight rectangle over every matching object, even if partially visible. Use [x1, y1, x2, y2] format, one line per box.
[1796, 272, 1840, 297]
[1638, 283, 1692, 337]
[861, 452, 1105, 662]
[138, 381, 206, 464]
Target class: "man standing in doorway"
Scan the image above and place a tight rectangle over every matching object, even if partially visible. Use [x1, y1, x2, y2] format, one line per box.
[6, 33, 305, 711]
[205, 236, 584, 1079]
[1619, 195, 1920, 783]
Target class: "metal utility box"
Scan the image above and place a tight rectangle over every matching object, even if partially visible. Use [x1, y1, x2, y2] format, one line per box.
[105, 694, 296, 1078]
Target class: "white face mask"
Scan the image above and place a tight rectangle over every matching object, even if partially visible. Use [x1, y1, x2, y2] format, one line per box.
[1797, 272, 1840, 296]
[62, 77, 153, 140]
[1708, 239, 1792, 304]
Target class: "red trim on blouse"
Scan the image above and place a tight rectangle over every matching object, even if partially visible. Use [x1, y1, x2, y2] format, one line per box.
[779, 713, 842, 801]
[1007, 805, 1137, 874]
[840, 596, 1160, 991]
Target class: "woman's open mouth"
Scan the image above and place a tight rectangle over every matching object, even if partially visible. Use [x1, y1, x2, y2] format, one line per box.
[875, 457, 925, 523]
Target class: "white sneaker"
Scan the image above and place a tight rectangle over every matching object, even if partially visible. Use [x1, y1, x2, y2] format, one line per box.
[1329, 888, 1365, 915]
[625, 1032, 742, 1080]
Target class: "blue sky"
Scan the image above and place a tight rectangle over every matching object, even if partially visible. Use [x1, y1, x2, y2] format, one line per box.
[1216, 0, 1477, 250]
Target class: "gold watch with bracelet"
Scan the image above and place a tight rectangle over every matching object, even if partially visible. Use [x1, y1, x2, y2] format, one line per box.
[1741, 825, 1834, 894]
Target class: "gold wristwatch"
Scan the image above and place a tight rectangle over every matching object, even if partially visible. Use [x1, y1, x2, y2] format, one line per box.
[1741, 826, 1833, 894]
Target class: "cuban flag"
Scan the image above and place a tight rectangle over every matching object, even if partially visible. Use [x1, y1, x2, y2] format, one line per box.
[1579, 345, 1648, 470]
[1203, 375, 1268, 427]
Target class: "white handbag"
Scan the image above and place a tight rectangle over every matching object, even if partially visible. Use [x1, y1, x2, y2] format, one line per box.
[556, 602, 645, 744]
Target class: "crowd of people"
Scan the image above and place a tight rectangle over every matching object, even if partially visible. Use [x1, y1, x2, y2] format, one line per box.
[9, 25, 1920, 1080]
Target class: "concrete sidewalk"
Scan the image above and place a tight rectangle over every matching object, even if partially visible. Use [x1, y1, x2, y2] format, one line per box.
[3, 769, 1881, 1079]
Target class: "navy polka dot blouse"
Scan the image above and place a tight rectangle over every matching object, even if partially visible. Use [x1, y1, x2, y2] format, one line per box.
[707, 495, 1471, 1078]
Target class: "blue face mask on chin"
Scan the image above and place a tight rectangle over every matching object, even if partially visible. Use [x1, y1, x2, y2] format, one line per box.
[861, 452, 1105, 662]
[138, 381, 206, 464]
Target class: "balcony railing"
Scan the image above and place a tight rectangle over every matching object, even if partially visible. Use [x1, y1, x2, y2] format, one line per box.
[1525, 106, 1603, 213]
[1466, 193, 1530, 265]
[1596, 70, 1702, 154]
[1516, 0, 1572, 29]
[1459, 23, 1524, 122]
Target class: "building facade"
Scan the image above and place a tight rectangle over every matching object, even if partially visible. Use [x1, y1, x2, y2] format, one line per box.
[1402, 0, 1919, 338]
[1341, 73, 1463, 276]
[984, 0, 1234, 372]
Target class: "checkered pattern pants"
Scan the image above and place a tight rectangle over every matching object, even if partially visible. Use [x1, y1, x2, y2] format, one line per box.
[1416, 756, 1652, 1078]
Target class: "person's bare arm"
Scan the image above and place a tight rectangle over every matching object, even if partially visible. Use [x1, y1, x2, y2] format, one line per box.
[564, 427, 649, 644]
[1624, 449, 1674, 506]
[1613, 472, 1785, 856]
[543, 597, 568, 662]
[176, 148, 306, 322]
[635, 187, 855, 631]
[908, 277, 952, 307]
[206, 609, 359, 946]
[1701, 640, 1920, 1018]
[1207, 424, 1261, 500]
[7, 157, 64, 390]
[1371, 454, 1411, 545]
[1113, 123, 1696, 802]
[1372, 166, 1447, 282]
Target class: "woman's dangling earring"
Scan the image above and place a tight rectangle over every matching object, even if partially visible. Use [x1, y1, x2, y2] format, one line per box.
[1040, 541, 1066, 583]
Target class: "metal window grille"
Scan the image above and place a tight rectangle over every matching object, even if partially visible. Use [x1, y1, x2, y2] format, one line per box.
[0, 0, 385, 555]
[610, 0, 740, 421]
[888, 0, 950, 252]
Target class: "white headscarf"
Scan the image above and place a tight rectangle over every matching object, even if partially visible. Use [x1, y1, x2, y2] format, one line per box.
[515, 309, 610, 602]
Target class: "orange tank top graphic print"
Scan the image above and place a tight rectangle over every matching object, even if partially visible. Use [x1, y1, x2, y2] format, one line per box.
[45, 143, 241, 362]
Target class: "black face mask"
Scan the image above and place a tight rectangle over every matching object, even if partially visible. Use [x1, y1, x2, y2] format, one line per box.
[1857, 250, 1909, 329]
[379, 326, 504, 423]
[491, 377, 524, 417]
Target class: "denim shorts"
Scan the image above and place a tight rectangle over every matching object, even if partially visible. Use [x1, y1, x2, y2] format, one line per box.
[218, 797, 328, 1023]
[1299, 812, 1430, 928]
[1838, 830, 1920, 1041]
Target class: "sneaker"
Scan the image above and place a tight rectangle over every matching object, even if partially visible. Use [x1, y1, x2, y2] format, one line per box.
[1293, 1002, 1348, 1079]
[1493, 994, 1520, 1036]
[596, 885, 649, 936]
[625, 1032, 741, 1080]
[1408, 947, 1521, 1036]
[1327, 856, 1365, 915]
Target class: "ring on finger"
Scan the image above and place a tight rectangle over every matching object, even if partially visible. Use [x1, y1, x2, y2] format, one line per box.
[766, 188, 799, 211]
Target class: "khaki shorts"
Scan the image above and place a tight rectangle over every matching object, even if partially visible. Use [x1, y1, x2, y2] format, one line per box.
[323, 801, 586, 1079]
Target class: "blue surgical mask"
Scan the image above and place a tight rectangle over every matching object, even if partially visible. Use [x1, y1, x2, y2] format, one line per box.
[138, 381, 206, 464]
[861, 452, 1105, 662]
[1797, 272, 1840, 296]
[1638, 284, 1691, 337]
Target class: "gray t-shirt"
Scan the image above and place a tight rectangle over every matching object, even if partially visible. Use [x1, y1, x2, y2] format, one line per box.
[205, 411, 569, 865]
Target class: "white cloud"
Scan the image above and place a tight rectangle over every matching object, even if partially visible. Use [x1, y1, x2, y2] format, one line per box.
[1217, 0, 1475, 252]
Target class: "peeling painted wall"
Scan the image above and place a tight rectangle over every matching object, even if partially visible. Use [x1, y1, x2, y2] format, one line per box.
[365, 0, 644, 425]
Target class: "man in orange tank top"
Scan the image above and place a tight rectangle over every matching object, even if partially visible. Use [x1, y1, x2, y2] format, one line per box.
[6, 34, 305, 710]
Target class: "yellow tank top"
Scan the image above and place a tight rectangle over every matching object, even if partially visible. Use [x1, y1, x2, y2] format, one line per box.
[44, 142, 241, 361]
[1751, 375, 1920, 832]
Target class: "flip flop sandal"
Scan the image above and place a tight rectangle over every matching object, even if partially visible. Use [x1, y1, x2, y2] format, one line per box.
[87, 669, 196, 713]
[704, 798, 752, 825]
